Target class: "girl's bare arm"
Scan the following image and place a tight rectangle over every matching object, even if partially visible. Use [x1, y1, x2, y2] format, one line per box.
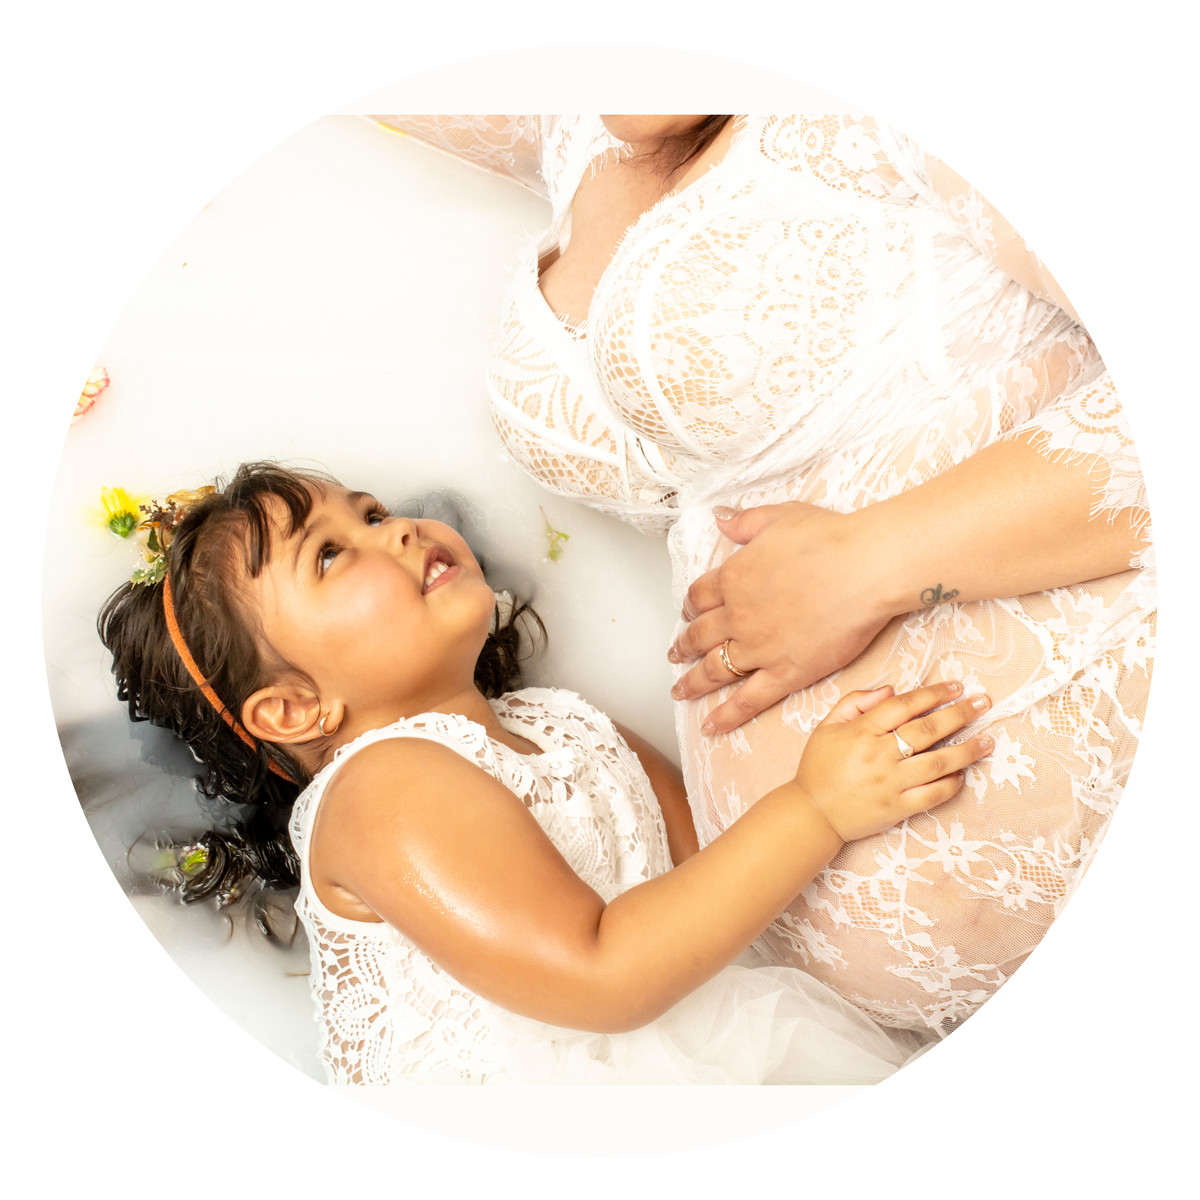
[311, 682, 990, 1034]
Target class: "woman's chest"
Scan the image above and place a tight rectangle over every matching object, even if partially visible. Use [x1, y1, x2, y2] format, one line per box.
[537, 158, 666, 329]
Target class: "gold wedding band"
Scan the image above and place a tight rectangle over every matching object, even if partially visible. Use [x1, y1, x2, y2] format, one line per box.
[718, 640, 748, 679]
[893, 730, 915, 759]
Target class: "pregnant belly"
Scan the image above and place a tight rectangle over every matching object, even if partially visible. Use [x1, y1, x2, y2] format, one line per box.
[676, 579, 1152, 1030]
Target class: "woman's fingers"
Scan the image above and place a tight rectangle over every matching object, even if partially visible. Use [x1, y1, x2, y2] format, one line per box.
[695, 669, 796, 735]
[712, 502, 795, 546]
[671, 640, 751, 703]
[668, 616, 735, 683]
[679, 569, 724, 625]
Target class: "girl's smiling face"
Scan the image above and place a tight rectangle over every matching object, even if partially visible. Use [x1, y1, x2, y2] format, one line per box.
[246, 484, 496, 725]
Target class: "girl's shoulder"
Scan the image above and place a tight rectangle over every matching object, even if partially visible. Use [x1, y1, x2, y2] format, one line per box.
[289, 709, 497, 854]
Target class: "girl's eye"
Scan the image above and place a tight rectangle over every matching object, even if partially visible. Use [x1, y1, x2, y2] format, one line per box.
[366, 510, 385, 526]
[317, 544, 341, 574]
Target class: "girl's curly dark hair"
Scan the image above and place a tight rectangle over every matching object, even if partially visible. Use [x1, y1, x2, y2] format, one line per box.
[97, 461, 544, 913]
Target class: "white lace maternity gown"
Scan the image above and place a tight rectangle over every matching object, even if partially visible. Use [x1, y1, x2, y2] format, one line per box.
[373, 114, 1155, 1033]
[291, 689, 924, 1083]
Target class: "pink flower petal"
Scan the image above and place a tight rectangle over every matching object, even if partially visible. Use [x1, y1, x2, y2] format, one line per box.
[73, 367, 109, 423]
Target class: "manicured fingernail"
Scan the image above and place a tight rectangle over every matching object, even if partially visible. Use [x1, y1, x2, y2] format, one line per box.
[946, 681, 962, 693]
[667, 647, 681, 664]
[970, 694, 990, 711]
[671, 684, 686, 700]
[713, 506, 737, 520]
[978, 735, 994, 752]
[701, 720, 716, 735]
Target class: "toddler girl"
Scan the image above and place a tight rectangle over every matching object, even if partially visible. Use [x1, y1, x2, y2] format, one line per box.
[99, 461, 994, 1084]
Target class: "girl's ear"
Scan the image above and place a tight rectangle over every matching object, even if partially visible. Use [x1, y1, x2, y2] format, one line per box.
[241, 685, 325, 744]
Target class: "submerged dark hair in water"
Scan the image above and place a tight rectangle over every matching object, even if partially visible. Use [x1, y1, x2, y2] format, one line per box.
[97, 461, 544, 912]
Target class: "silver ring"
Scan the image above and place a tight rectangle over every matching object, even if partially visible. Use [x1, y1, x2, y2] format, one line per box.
[318, 713, 331, 736]
[893, 730, 915, 759]
[718, 639, 748, 679]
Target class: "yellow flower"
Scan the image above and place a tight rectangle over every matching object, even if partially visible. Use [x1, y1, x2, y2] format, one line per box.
[100, 486, 146, 538]
[73, 367, 109, 424]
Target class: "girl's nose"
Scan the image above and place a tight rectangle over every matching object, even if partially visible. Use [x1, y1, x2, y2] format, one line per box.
[381, 515, 417, 551]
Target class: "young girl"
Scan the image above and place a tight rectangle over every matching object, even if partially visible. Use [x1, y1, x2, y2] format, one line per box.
[99, 461, 995, 1085]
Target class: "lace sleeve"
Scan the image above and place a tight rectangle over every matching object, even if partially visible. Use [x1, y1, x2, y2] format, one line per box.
[880, 127, 1079, 319]
[365, 114, 548, 195]
[1001, 366, 1152, 565]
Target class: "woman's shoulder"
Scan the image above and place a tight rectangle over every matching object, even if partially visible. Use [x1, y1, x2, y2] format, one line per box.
[743, 113, 926, 206]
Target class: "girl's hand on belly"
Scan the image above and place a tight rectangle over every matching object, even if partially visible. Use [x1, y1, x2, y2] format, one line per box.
[793, 681, 994, 843]
[667, 502, 892, 732]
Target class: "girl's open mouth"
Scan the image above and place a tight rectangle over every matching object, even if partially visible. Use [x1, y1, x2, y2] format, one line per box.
[422, 548, 459, 593]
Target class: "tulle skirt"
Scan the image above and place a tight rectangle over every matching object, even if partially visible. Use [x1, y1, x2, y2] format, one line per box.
[484, 950, 935, 1085]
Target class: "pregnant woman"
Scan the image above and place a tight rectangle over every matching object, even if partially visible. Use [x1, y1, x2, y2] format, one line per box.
[371, 113, 1154, 1033]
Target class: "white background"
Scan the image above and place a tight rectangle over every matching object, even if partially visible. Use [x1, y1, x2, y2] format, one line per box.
[7, 2, 1193, 1192]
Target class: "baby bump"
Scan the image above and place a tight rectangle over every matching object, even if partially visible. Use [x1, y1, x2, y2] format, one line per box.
[679, 584, 1153, 1032]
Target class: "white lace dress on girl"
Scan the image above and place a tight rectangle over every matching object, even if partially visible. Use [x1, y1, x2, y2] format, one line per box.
[290, 688, 924, 1084]
[372, 115, 1155, 1033]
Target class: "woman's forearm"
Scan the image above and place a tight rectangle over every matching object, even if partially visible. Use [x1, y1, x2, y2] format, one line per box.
[858, 432, 1147, 624]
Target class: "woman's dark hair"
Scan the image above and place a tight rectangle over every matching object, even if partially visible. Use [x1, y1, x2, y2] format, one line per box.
[98, 461, 544, 919]
[652, 115, 734, 178]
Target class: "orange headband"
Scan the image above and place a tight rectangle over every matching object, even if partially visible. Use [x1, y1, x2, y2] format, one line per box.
[161, 573, 293, 781]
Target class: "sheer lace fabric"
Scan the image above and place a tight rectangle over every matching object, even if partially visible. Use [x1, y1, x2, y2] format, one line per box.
[291, 688, 923, 1083]
[372, 114, 1155, 1032]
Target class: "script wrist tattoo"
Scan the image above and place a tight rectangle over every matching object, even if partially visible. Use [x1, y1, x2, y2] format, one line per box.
[920, 583, 960, 607]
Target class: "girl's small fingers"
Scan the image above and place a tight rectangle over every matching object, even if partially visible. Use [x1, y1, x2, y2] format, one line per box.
[904, 733, 994, 787]
[865, 680, 965, 734]
[824, 686, 894, 724]
[894, 692, 991, 754]
[898, 773, 967, 818]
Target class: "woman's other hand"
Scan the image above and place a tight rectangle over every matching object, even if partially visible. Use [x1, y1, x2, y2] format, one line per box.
[668, 502, 893, 733]
[794, 681, 993, 843]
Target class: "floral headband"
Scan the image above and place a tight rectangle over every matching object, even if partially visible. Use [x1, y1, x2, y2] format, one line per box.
[127, 486, 216, 585]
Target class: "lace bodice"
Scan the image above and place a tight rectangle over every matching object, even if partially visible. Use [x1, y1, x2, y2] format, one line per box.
[290, 688, 673, 1084]
[383, 114, 1148, 547]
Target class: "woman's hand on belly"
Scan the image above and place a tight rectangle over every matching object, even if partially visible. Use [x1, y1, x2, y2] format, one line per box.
[667, 502, 893, 733]
[668, 434, 1149, 735]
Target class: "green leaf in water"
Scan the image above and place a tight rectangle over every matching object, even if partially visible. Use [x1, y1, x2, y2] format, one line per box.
[540, 507, 570, 562]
